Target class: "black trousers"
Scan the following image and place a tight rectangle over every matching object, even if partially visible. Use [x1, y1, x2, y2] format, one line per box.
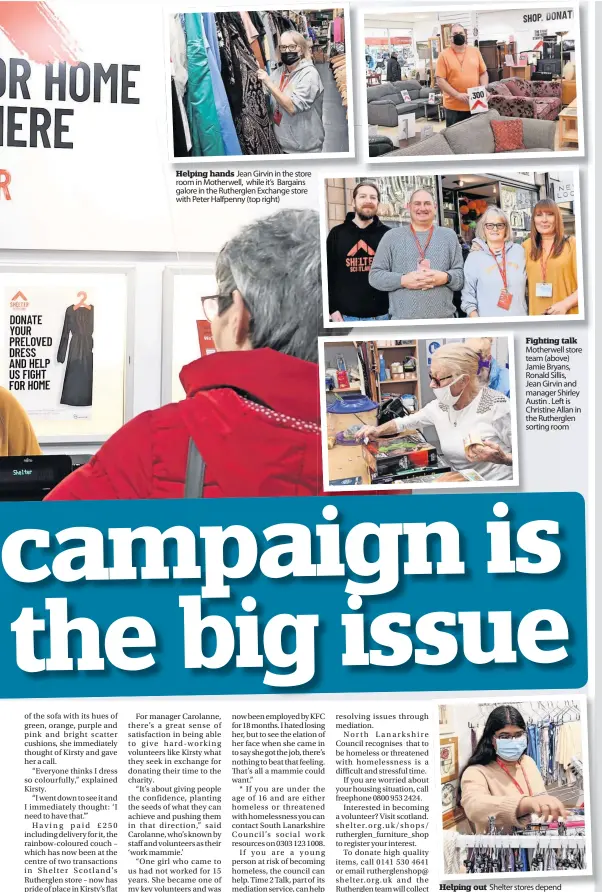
[445, 109, 473, 127]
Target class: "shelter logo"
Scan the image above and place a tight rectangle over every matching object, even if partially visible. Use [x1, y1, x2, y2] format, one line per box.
[346, 240, 375, 272]
[9, 291, 29, 310]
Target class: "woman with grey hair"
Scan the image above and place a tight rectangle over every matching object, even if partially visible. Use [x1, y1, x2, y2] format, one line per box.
[461, 206, 527, 318]
[46, 209, 325, 501]
[257, 31, 325, 154]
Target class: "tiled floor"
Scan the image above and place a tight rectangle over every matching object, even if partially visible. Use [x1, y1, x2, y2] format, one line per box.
[316, 63, 349, 153]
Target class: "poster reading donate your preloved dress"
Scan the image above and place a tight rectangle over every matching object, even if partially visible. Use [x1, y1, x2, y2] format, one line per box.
[4, 286, 95, 421]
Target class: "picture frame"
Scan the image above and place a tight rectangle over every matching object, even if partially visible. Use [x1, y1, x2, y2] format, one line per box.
[440, 735, 459, 783]
[441, 23, 452, 49]
[442, 779, 465, 828]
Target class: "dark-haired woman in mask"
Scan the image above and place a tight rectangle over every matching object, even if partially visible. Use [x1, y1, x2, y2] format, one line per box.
[458, 705, 567, 833]
[435, 24, 488, 127]
[257, 31, 325, 153]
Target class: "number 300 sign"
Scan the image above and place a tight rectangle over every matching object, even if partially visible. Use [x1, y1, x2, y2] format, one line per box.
[468, 86, 489, 114]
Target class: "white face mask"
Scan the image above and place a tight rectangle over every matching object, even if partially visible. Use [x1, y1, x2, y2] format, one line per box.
[432, 375, 467, 408]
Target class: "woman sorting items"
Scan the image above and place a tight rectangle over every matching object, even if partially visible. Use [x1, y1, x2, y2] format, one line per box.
[355, 343, 513, 482]
[523, 199, 579, 316]
[458, 705, 567, 833]
[258, 31, 325, 154]
[461, 207, 527, 318]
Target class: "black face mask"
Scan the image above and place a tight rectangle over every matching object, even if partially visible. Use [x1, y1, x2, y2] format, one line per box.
[452, 33, 466, 46]
[281, 51, 300, 66]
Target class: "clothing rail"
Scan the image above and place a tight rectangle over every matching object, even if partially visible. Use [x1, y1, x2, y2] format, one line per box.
[454, 835, 586, 849]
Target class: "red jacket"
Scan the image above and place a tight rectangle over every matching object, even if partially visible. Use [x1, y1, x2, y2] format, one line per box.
[46, 349, 324, 500]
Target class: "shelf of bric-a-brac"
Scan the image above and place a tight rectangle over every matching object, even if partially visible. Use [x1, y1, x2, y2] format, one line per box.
[376, 341, 421, 409]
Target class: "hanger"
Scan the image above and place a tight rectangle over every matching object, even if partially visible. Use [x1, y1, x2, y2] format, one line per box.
[74, 291, 92, 310]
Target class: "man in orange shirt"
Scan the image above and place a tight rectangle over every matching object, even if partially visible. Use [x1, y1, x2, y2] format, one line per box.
[436, 24, 488, 127]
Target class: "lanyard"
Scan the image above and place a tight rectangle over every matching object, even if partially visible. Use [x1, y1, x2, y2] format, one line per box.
[491, 246, 508, 290]
[279, 71, 292, 91]
[496, 757, 533, 797]
[410, 225, 434, 263]
[540, 245, 553, 283]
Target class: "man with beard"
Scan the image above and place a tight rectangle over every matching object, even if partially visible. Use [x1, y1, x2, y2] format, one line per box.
[327, 181, 391, 321]
[436, 23, 488, 127]
[369, 188, 464, 320]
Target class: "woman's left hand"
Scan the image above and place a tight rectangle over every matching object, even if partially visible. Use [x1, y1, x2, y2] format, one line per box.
[256, 69, 269, 83]
[544, 297, 572, 315]
[466, 440, 512, 466]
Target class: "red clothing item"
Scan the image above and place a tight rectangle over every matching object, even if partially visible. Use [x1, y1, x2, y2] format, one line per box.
[45, 349, 323, 501]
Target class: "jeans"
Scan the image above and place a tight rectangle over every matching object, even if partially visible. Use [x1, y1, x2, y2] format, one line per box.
[445, 109, 472, 127]
[342, 313, 390, 321]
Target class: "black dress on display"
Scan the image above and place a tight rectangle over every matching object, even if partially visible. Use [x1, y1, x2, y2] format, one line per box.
[57, 304, 94, 406]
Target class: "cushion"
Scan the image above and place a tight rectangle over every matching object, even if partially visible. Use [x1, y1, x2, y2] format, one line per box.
[489, 82, 513, 98]
[491, 118, 526, 152]
[504, 78, 531, 97]
[389, 132, 454, 156]
[367, 84, 398, 102]
[444, 110, 499, 154]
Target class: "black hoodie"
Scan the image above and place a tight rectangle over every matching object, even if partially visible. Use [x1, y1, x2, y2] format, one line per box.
[327, 213, 390, 318]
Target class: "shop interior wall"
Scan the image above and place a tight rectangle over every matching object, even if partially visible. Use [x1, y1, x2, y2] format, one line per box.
[0, 250, 219, 455]
[476, 8, 578, 51]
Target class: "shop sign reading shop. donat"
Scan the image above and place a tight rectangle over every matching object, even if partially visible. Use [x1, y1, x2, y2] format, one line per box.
[5, 286, 93, 420]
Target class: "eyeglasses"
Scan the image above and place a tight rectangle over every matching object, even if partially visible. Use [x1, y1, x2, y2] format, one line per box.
[485, 222, 506, 231]
[495, 731, 526, 740]
[429, 372, 453, 387]
[201, 294, 231, 322]
[279, 44, 298, 52]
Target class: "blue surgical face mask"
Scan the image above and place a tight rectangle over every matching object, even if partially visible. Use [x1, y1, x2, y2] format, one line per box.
[495, 735, 527, 762]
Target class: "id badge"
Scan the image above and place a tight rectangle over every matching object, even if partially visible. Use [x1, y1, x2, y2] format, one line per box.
[497, 289, 513, 311]
[273, 108, 282, 126]
[417, 259, 431, 271]
[536, 282, 553, 299]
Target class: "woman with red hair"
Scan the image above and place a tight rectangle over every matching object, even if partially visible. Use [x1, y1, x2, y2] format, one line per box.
[523, 199, 578, 316]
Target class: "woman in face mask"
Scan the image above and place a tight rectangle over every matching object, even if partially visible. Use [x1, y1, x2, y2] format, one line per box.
[458, 705, 567, 833]
[355, 342, 513, 481]
[256, 31, 325, 154]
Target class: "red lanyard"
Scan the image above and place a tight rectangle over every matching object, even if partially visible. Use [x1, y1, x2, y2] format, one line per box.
[410, 225, 434, 263]
[279, 71, 292, 91]
[540, 246, 553, 283]
[496, 757, 533, 797]
[491, 246, 508, 290]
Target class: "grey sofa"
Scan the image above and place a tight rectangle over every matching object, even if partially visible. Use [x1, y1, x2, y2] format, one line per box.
[386, 109, 556, 156]
[367, 79, 441, 127]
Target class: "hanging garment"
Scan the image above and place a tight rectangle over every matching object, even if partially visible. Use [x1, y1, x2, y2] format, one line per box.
[240, 11, 265, 68]
[184, 13, 225, 156]
[170, 15, 192, 154]
[57, 305, 94, 407]
[215, 13, 281, 155]
[171, 78, 190, 157]
[201, 13, 242, 155]
[260, 11, 280, 72]
[333, 14, 345, 44]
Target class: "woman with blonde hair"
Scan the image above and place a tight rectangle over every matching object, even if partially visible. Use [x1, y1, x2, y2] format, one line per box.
[0, 387, 42, 456]
[461, 206, 527, 318]
[257, 31, 325, 154]
[355, 342, 513, 481]
[523, 198, 578, 315]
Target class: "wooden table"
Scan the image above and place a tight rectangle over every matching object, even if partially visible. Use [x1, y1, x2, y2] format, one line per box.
[558, 98, 578, 148]
[327, 408, 377, 484]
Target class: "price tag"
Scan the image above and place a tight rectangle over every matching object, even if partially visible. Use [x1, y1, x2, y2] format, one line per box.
[401, 90, 412, 102]
[468, 86, 489, 114]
